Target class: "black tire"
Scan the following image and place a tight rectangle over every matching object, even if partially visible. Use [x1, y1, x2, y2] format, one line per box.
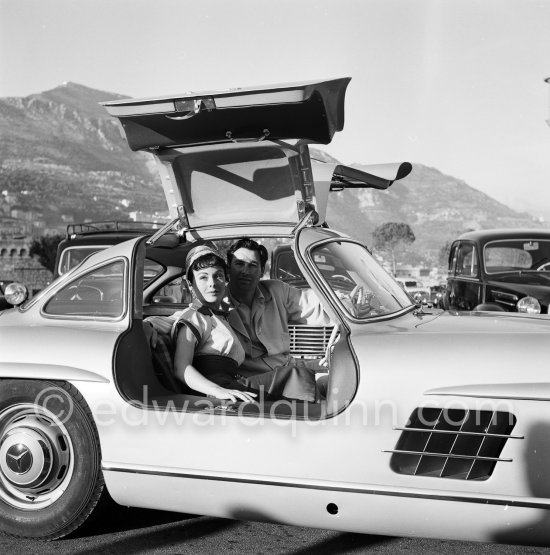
[0, 379, 105, 540]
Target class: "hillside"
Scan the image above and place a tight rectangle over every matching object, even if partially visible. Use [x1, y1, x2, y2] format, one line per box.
[324, 161, 544, 262]
[0, 82, 546, 266]
[0, 82, 166, 224]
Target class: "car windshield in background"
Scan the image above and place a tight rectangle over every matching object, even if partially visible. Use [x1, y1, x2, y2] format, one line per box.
[58, 246, 106, 275]
[44, 260, 126, 318]
[273, 250, 307, 286]
[310, 241, 412, 318]
[484, 239, 550, 273]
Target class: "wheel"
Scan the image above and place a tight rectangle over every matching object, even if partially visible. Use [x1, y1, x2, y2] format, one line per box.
[0, 379, 105, 539]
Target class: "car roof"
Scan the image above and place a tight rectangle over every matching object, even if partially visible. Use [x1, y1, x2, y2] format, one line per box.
[457, 229, 550, 244]
[65, 221, 163, 237]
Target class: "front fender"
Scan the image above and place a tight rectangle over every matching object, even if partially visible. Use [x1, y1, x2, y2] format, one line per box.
[0, 362, 109, 383]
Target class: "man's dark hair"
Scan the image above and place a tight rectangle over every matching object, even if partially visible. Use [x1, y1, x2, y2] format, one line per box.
[227, 238, 268, 271]
[188, 254, 227, 283]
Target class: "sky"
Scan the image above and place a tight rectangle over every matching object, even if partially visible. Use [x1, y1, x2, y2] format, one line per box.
[1, 0, 550, 218]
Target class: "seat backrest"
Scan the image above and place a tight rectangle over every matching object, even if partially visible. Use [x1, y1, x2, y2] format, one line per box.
[143, 315, 182, 392]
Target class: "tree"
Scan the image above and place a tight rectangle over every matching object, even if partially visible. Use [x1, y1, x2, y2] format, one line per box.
[373, 222, 415, 275]
[29, 234, 64, 273]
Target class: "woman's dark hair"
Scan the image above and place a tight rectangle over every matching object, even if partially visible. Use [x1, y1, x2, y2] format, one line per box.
[188, 254, 228, 283]
[226, 238, 268, 271]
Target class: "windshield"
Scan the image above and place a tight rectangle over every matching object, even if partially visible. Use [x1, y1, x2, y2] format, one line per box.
[58, 246, 107, 275]
[309, 240, 413, 319]
[484, 239, 550, 274]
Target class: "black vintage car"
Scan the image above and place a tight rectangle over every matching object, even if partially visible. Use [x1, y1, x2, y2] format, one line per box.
[54, 221, 163, 278]
[445, 229, 550, 314]
[0, 281, 11, 311]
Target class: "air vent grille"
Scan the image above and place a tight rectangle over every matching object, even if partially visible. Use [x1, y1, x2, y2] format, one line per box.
[289, 325, 334, 357]
[389, 407, 520, 480]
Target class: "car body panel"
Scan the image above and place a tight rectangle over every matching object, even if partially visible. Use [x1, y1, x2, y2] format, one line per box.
[101, 470, 550, 544]
[0, 362, 109, 383]
[426, 382, 550, 400]
[95, 300, 550, 545]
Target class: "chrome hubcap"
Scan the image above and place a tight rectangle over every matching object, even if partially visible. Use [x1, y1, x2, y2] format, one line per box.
[0, 405, 74, 510]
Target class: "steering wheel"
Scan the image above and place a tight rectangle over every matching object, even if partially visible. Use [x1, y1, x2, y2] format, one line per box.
[537, 262, 550, 271]
[332, 274, 353, 283]
[65, 284, 103, 302]
[339, 285, 381, 317]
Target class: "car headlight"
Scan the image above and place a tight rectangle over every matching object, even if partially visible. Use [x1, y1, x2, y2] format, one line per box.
[4, 282, 28, 306]
[517, 296, 541, 314]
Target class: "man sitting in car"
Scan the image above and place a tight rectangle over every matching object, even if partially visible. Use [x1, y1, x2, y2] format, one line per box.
[226, 238, 332, 372]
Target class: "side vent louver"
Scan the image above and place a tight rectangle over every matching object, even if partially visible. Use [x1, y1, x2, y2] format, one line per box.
[289, 325, 334, 357]
[389, 408, 520, 481]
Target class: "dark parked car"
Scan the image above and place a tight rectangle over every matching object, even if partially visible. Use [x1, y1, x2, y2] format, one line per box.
[395, 278, 431, 304]
[54, 221, 163, 278]
[0, 281, 11, 310]
[445, 229, 550, 314]
[429, 282, 447, 307]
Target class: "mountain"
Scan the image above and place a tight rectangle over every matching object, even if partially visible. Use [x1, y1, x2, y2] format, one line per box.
[0, 82, 166, 225]
[322, 161, 545, 262]
[0, 83, 546, 267]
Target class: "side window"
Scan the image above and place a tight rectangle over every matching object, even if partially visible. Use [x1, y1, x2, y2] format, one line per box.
[456, 243, 478, 277]
[152, 276, 193, 305]
[58, 246, 106, 276]
[44, 260, 125, 318]
[273, 250, 306, 286]
[144, 259, 164, 285]
[448, 244, 458, 274]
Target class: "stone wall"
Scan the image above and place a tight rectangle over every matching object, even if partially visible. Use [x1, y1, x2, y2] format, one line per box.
[0, 252, 52, 296]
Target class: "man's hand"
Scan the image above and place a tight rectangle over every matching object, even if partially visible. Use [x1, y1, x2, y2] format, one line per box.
[338, 285, 381, 317]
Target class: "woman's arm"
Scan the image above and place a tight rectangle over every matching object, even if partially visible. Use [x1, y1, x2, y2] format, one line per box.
[174, 325, 256, 403]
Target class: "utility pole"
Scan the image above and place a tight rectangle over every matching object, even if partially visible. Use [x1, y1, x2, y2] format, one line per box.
[545, 77, 550, 127]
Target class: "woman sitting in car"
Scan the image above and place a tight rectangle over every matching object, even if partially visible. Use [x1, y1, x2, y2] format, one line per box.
[173, 244, 256, 403]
